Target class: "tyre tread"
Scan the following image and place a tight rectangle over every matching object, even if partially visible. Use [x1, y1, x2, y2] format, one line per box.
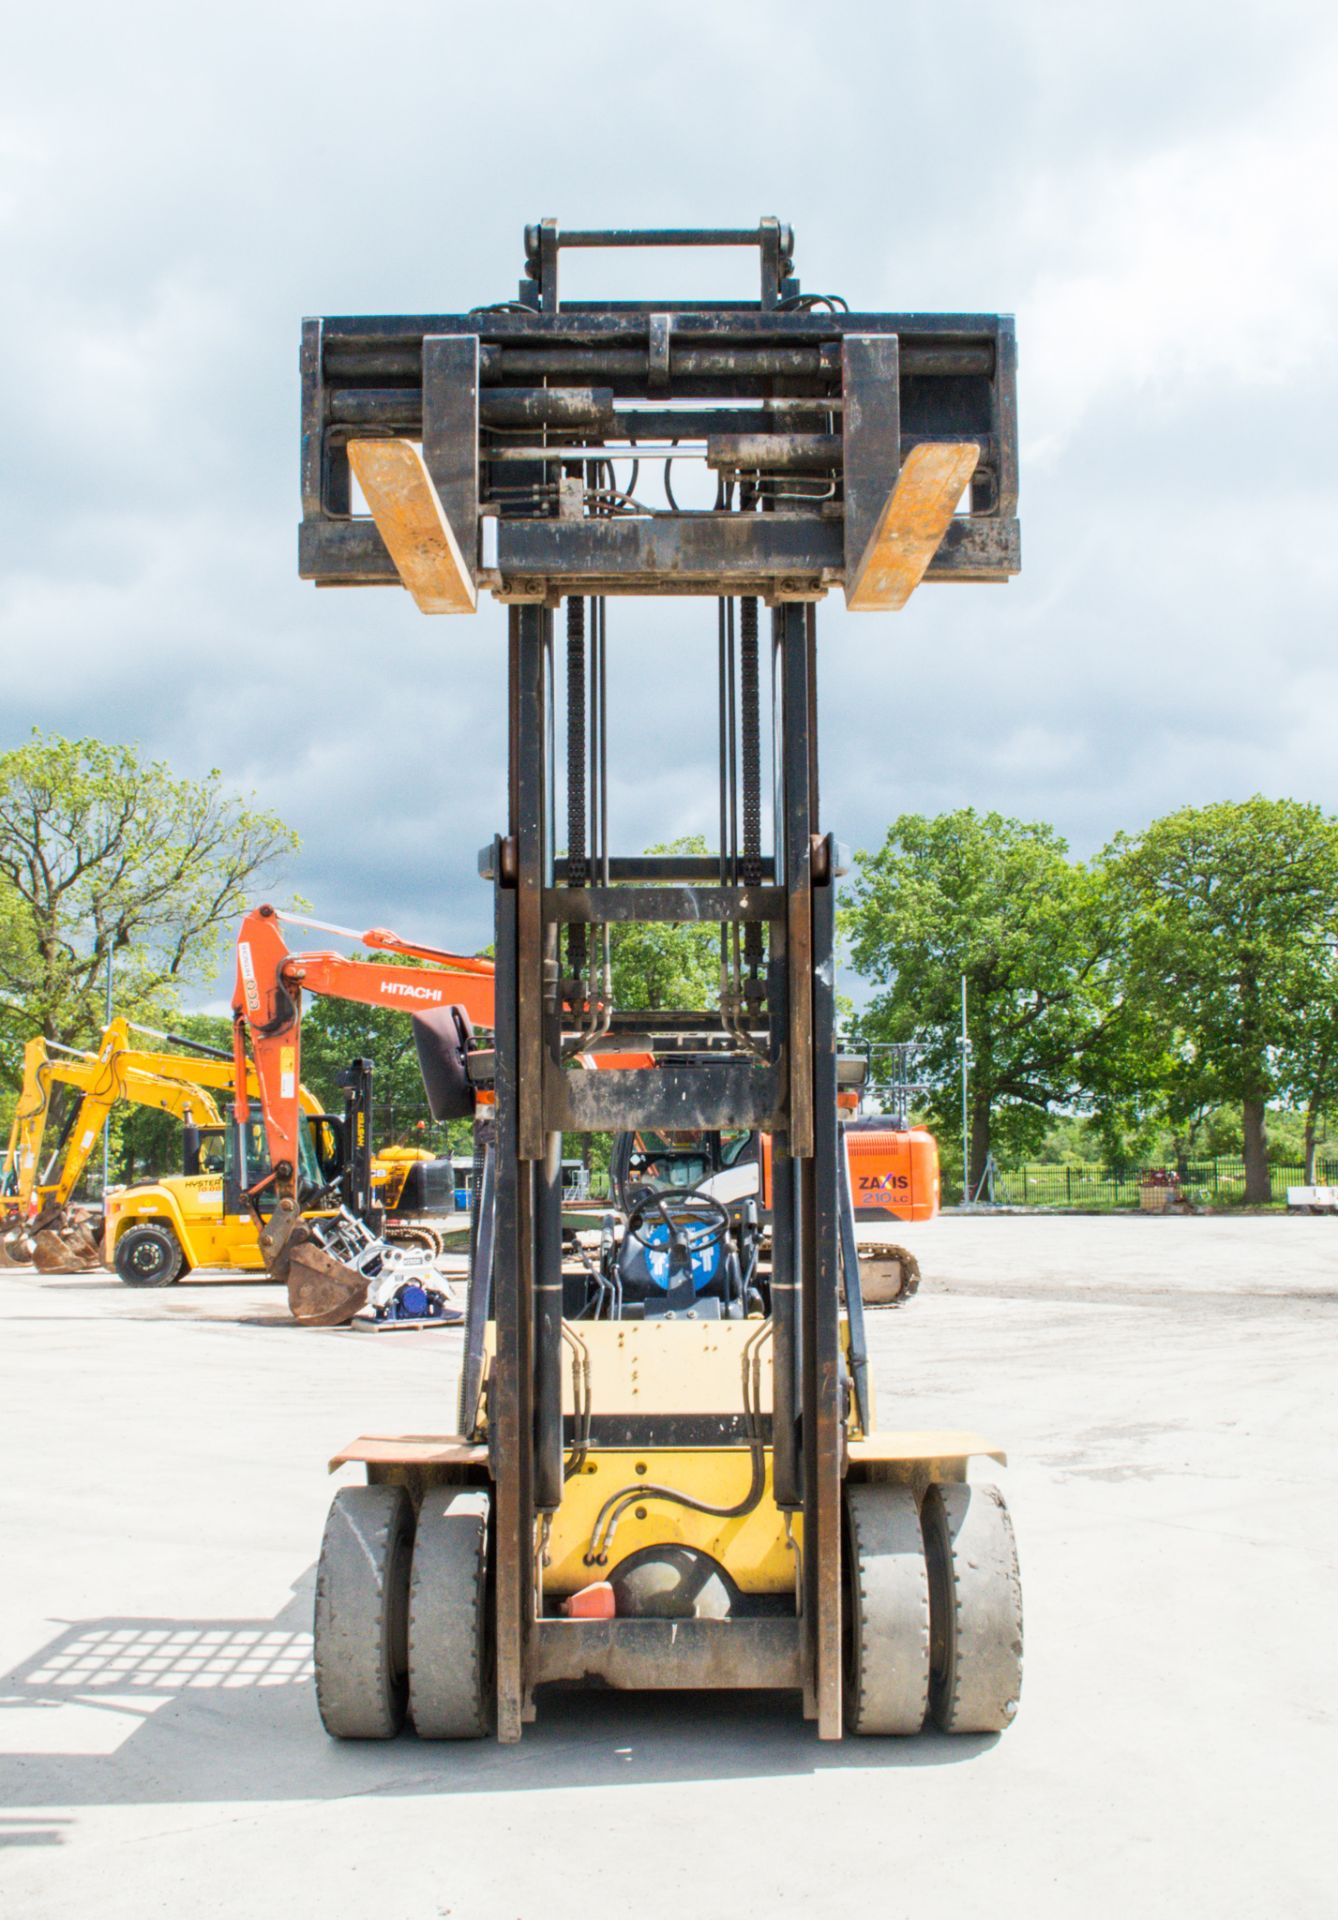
[923, 1480, 1023, 1735]
[314, 1484, 413, 1739]
[844, 1482, 930, 1736]
[408, 1489, 491, 1740]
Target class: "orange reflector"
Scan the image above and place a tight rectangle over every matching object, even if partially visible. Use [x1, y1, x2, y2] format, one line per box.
[563, 1581, 616, 1619]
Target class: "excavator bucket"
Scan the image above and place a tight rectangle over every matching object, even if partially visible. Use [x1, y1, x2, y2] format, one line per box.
[284, 1238, 371, 1328]
[853, 1241, 921, 1306]
[0, 1226, 35, 1267]
[29, 1208, 103, 1274]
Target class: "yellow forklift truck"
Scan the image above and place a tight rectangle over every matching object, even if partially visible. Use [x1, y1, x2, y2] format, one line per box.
[300, 220, 1023, 1740]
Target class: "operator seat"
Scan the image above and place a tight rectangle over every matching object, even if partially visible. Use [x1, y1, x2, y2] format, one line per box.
[612, 1187, 760, 1320]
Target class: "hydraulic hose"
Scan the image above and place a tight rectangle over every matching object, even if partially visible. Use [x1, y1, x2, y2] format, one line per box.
[583, 1322, 772, 1564]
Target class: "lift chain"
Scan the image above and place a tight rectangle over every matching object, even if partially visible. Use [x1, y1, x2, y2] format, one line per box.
[740, 597, 764, 988]
[566, 595, 587, 984]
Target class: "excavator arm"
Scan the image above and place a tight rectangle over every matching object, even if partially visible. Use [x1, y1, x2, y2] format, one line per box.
[4, 1028, 226, 1228]
[36, 1020, 229, 1215]
[3, 1037, 70, 1219]
[33, 1019, 325, 1215]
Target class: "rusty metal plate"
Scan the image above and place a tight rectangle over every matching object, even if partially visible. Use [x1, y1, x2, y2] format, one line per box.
[328, 1434, 489, 1473]
[845, 442, 981, 611]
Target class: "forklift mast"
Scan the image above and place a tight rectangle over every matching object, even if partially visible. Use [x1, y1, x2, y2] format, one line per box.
[334, 1058, 378, 1226]
[301, 223, 1020, 1741]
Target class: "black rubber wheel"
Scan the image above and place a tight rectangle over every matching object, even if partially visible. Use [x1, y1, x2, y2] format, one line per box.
[113, 1224, 183, 1288]
[922, 1481, 1023, 1734]
[843, 1482, 930, 1735]
[314, 1485, 414, 1739]
[408, 1488, 492, 1739]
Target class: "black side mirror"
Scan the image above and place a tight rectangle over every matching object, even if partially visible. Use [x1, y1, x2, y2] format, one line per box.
[413, 1005, 476, 1121]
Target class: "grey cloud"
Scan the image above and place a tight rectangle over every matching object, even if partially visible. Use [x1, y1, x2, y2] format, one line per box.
[3, 0, 1336, 998]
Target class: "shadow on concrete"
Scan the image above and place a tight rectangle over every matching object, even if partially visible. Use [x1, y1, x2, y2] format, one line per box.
[21, 1276, 281, 1294]
[0, 1577, 992, 1810]
[0, 1814, 72, 1849]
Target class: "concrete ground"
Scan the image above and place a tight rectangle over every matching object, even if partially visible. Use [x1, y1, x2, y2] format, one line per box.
[1, 1215, 1334, 1919]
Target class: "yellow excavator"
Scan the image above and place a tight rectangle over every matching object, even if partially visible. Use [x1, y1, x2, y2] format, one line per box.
[0, 1016, 460, 1286]
[1, 1017, 355, 1278]
[1, 1020, 247, 1269]
[100, 1058, 457, 1290]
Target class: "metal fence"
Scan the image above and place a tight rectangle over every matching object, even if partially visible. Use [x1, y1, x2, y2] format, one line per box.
[988, 1159, 1338, 1209]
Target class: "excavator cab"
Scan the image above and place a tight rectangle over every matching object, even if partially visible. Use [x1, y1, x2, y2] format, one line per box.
[225, 1112, 338, 1216]
[616, 1128, 758, 1211]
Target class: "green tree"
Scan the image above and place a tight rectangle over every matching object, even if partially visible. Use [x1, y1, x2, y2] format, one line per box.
[607, 836, 721, 1011]
[1288, 987, 1338, 1183]
[844, 810, 1117, 1193]
[1108, 797, 1338, 1204]
[0, 733, 297, 1065]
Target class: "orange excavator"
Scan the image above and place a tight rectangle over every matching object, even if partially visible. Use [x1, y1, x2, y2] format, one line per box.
[231, 904, 494, 1326]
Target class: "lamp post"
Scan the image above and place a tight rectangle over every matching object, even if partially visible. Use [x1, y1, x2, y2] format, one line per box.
[102, 948, 113, 1199]
[959, 974, 971, 1206]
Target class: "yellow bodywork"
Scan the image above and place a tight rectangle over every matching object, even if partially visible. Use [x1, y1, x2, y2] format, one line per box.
[371, 1143, 435, 1211]
[103, 1174, 269, 1272]
[482, 1318, 797, 1595]
[546, 1450, 797, 1596]
[338, 1317, 1004, 1606]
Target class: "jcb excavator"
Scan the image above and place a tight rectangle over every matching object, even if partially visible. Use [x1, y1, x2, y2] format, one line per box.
[102, 1053, 461, 1288]
[1, 1006, 468, 1285]
[1, 1020, 257, 1271]
[231, 905, 494, 1325]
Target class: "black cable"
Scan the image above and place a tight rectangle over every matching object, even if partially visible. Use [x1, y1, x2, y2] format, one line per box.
[584, 1327, 770, 1563]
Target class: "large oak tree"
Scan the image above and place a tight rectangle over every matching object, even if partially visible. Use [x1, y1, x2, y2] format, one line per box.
[0, 732, 297, 1066]
[1108, 797, 1338, 1203]
[844, 810, 1117, 1192]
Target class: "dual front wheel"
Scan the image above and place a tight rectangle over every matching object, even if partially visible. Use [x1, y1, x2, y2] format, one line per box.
[314, 1484, 491, 1740]
[845, 1479, 1023, 1736]
[314, 1477, 1020, 1742]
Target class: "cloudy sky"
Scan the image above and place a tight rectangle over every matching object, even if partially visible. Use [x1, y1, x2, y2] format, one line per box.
[4, 0, 1336, 992]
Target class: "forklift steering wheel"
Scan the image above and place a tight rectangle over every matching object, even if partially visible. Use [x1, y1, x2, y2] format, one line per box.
[625, 1189, 729, 1253]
